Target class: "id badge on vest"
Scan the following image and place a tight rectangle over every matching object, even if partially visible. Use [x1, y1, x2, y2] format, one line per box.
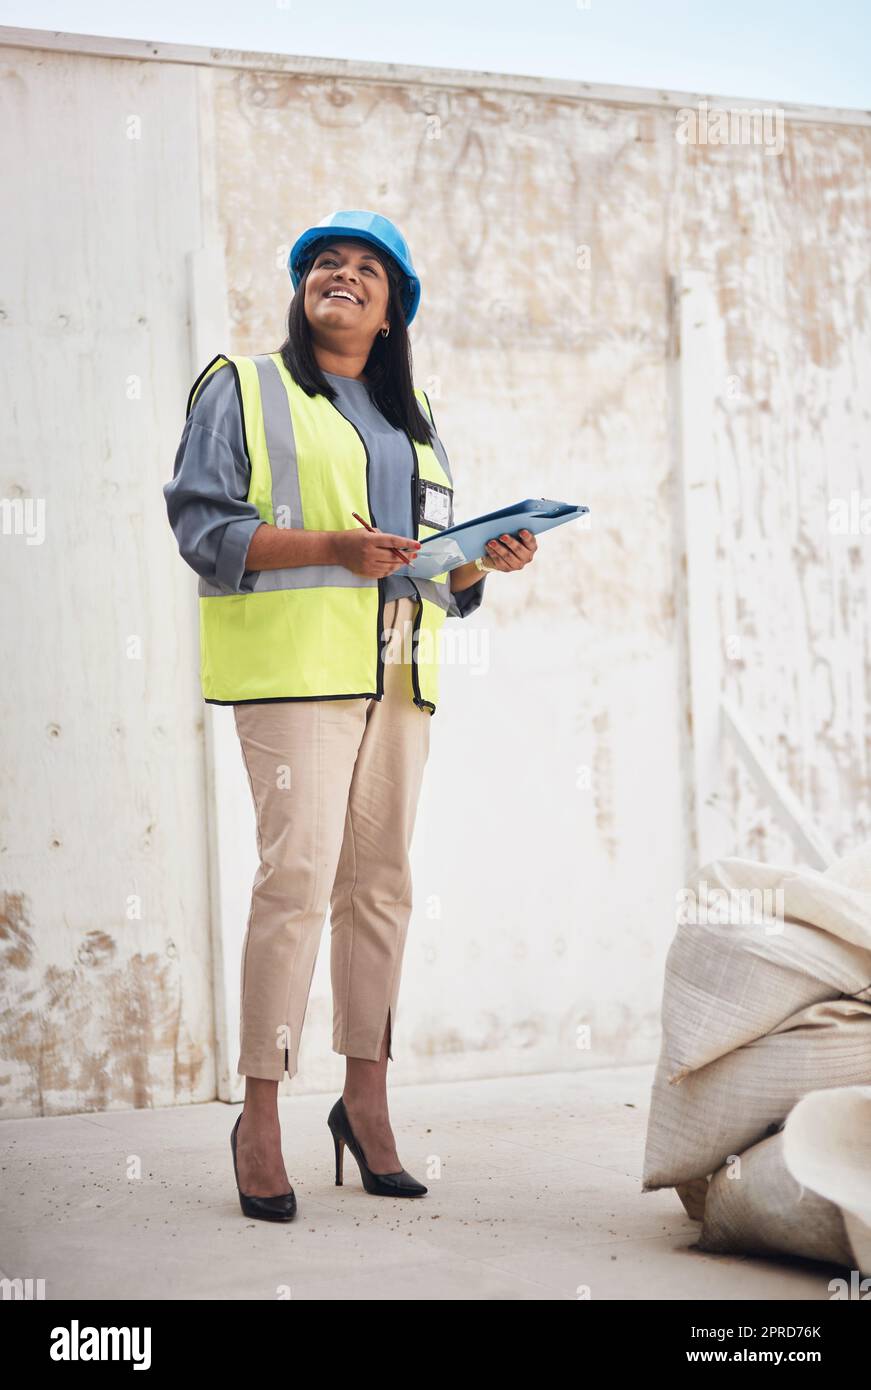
[418, 479, 452, 531]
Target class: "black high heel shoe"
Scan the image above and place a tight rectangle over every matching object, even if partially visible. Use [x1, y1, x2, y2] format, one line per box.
[230, 1113, 297, 1221]
[327, 1096, 427, 1197]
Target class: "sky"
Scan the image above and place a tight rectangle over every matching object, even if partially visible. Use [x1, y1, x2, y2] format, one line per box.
[0, 0, 869, 111]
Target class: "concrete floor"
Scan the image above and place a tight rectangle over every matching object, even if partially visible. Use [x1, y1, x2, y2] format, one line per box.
[0, 1065, 843, 1300]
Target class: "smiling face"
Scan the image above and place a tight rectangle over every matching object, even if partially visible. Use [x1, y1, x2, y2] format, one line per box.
[303, 239, 391, 351]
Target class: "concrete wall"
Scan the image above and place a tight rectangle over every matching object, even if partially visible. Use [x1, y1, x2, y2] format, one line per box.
[0, 39, 215, 1116]
[2, 28, 869, 1114]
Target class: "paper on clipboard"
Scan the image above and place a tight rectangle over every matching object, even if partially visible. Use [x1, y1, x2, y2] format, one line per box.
[408, 497, 589, 580]
[408, 534, 467, 578]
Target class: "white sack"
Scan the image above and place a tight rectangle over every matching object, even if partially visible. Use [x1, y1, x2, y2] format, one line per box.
[697, 1128, 855, 1269]
[642, 845, 871, 1192]
[782, 1085, 871, 1274]
[643, 997, 871, 1189]
[697, 1086, 871, 1274]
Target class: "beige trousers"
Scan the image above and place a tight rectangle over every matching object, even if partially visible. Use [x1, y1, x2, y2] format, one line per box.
[232, 596, 431, 1081]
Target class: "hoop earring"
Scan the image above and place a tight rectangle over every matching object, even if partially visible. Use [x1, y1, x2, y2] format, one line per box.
[380, 326, 390, 338]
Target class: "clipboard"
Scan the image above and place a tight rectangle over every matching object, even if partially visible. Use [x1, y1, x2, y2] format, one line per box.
[407, 498, 590, 579]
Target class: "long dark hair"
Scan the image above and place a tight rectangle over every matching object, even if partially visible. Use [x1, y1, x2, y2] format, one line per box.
[277, 237, 435, 446]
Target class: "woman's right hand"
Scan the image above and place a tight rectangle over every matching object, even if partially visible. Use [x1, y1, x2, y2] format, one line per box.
[332, 528, 421, 578]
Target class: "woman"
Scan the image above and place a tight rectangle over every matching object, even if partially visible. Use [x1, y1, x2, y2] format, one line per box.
[164, 210, 537, 1221]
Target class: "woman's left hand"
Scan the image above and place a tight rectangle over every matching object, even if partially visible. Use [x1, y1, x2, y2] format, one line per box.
[484, 529, 538, 571]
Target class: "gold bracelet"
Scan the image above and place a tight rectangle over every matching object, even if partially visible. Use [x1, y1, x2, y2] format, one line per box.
[475, 555, 496, 574]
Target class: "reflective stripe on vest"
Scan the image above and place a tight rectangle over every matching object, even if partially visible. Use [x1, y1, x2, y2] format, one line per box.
[187, 352, 455, 712]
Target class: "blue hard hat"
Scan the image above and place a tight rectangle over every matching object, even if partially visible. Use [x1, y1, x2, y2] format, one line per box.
[288, 209, 421, 326]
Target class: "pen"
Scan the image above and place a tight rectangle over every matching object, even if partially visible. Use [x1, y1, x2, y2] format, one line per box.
[351, 511, 418, 566]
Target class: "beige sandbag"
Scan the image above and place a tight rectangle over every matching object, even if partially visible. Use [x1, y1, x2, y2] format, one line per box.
[782, 1086, 871, 1273]
[675, 1178, 709, 1221]
[642, 997, 871, 1190]
[656, 858, 871, 1082]
[642, 853, 871, 1191]
[697, 1128, 855, 1268]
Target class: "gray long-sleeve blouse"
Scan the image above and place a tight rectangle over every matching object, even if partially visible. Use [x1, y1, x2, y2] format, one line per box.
[163, 363, 487, 619]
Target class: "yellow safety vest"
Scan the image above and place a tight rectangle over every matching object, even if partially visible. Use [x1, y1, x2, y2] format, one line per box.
[187, 352, 457, 713]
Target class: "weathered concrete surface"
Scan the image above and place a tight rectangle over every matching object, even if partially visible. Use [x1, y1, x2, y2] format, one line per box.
[0, 45, 215, 1116]
[0, 1065, 844, 1300]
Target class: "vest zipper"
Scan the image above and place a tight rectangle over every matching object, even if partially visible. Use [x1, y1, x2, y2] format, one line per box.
[323, 397, 385, 700]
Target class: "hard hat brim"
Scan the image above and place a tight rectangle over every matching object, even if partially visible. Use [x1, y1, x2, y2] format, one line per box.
[288, 215, 421, 325]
